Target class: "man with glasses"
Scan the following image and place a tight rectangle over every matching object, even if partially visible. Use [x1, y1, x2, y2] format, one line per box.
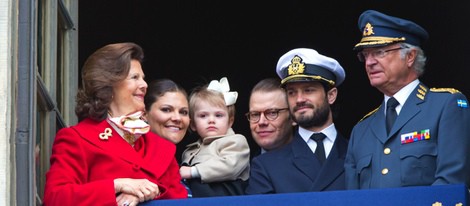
[345, 10, 470, 189]
[246, 78, 294, 155]
[245, 48, 348, 194]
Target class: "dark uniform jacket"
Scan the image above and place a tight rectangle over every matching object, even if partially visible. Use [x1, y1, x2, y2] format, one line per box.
[246, 128, 348, 194]
[345, 83, 470, 189]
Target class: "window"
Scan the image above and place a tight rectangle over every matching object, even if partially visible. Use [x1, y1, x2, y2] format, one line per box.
[35, 0, 77, 204]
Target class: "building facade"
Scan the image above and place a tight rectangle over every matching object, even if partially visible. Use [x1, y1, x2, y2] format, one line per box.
[0, 0, 78, 205]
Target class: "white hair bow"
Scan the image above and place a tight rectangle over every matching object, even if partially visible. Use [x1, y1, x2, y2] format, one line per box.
[207, 77, 238, 106]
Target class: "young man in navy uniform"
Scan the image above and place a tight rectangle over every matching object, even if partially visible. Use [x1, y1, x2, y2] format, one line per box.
[345, 10, 470, 189]
[246, 48, 348, 194]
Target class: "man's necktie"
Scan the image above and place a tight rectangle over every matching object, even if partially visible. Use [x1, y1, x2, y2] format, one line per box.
[311, 133, 326, 164]
[386, 97, 399, 134]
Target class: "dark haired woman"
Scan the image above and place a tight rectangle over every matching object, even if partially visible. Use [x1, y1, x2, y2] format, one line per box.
[44, 42, 187, 206]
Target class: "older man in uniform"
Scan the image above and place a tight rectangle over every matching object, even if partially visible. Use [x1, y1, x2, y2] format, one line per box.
[345, 10, 470, 189]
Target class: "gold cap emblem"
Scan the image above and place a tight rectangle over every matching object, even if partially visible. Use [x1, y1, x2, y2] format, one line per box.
[363, 23, 374, 36]
[287, 55, 305, 75]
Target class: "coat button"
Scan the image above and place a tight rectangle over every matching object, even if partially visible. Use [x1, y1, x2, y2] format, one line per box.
[384, 148, 391, 155]
[382, 168, 389, 175]
[133, 164, 141, 170]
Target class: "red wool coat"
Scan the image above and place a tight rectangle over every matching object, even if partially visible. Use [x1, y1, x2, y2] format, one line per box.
[44, 118, 187, 206]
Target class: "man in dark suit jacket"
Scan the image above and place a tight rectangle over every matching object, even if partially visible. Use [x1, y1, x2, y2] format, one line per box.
[345, 10, 470, 189]
[246, 48, 348, 194]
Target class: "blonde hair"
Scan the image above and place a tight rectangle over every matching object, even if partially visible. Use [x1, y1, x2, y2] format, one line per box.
[189, 85, 236, 122]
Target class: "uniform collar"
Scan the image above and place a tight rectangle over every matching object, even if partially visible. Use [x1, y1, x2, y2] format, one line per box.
[385, 79, 420, 114]
[298, 123, 337, 143]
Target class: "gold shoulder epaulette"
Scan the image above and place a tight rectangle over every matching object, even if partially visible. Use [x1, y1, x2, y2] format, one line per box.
[430, 88, 460, 94]
[359, 107, 380, 122]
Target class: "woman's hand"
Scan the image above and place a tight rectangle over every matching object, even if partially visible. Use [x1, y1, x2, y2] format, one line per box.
[114, 178, 160, 202]
[116, 193, 139, 206]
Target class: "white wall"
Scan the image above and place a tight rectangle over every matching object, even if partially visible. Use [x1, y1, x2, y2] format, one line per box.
[0, 0, 14, 205]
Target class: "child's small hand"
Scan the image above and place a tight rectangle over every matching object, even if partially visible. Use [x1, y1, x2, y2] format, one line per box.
[179, 166, 192, 179]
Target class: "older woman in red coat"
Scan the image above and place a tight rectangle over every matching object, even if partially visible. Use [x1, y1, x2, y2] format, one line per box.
[44, 42, 187, 206]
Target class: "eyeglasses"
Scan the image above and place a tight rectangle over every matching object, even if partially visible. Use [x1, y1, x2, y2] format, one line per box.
[245, 108, 289, 123]
[357, 47, 407, 62]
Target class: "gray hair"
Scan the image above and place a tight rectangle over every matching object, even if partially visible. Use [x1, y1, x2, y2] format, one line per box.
[400, 43, 427, 77]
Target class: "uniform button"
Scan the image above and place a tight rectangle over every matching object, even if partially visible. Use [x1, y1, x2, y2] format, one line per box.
[382, 168, 389, 175]
[384, 148, 391, 155]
